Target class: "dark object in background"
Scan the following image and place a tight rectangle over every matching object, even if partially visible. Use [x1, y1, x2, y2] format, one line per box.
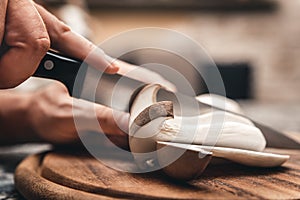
[118, 51, 252, 99]
[202, 63, 252, 99]
[40, 0, 276, 11]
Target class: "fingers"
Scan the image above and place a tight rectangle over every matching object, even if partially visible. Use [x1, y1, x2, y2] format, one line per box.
[72, 97, 129, 146]
[47, 81, 129, 137]
[72, 98, 129, 136]
[34, 3, 119, 74]
[73, 97, 129, 136]
[0, 0, 8, 43]
[0, 0, 50, 88]
[95, 106, 129, 136]
[71, 98, 130, 149]
[30, 81, 128, 145]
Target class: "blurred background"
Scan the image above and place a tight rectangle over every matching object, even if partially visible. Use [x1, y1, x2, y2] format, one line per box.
[19, 0, 300, 131]
[35, 0, 299, 101]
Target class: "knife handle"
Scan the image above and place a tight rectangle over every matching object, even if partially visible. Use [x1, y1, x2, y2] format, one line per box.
[34, 50, 88, 97]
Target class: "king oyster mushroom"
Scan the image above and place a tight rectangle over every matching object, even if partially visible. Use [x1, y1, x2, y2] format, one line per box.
[129, 84, 289, 180]
[196, 93, 244, 115]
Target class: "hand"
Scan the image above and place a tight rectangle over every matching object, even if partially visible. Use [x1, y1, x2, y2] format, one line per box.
[26, 81, 129, 146]
[0, 0, 118, 89]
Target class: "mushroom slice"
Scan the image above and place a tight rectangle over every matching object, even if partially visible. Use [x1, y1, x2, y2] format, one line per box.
[158, 119, 266, 152]
[157, 141, 290, 167]
[196, 93, 244, 115]
[129, 84, 174, 169]
[129, 84, 163, 126]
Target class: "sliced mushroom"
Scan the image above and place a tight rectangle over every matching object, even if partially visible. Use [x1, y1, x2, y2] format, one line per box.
[157, 141, 289, 168]
[129, 84, 266, 154]
[158, 119, 266, 151]
[196, 93, 244, 115]
[129, 84, 288, 180]
[129, 84, 174, 170]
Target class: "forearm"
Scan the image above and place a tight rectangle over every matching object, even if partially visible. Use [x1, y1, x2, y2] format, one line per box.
[0, 90, 39, 145]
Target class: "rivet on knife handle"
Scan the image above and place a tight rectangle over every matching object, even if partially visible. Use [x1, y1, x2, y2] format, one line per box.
[34, 50, 88, 97]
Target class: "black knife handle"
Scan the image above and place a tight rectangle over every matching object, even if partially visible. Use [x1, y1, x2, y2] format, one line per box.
[34, 51, 88, 97]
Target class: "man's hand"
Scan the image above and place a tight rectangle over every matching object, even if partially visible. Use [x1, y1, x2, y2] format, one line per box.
[28, 81, 129, 145]
[0, 0, 119, 89]
[0, 81, 129, 148]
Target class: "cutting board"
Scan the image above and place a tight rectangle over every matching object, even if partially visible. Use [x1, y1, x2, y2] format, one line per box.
[15, 133, 300, 200]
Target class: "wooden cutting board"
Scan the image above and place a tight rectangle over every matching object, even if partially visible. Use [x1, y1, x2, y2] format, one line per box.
[15, 148, 300, 200]
[15, 134, 300, 200]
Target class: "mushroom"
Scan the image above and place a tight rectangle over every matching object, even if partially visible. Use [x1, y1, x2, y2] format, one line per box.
[129, 84, 289, 180]
[196, 93, 244, 115]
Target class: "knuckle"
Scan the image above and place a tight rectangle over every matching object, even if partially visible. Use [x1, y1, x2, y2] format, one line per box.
[31, 37, 51, 53]
[49, 81, 69, 94]
[5, 23, 50, 52]
[58, 20, 72, 34]
[51, 20, 72, 44]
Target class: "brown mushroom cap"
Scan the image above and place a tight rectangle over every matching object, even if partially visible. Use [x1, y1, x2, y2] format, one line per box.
[156, 142, 212, 181]
[129, 101, 173, 136]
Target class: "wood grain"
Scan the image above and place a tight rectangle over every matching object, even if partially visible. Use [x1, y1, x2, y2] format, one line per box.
[15, 133, 300, 200]
[14, 154, 114, 200]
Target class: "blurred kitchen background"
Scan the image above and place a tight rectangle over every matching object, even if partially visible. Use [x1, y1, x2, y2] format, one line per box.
[21, 0, 300, 132]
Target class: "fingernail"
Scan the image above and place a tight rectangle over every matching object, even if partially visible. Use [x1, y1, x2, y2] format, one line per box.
[105, 65, 119, 74]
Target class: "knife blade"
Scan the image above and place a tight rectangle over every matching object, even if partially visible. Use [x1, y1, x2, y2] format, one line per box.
[34, 51, 300, 149]
[156, 141, 290, 167]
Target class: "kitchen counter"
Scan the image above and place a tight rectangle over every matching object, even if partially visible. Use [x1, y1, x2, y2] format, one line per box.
[0, 144, 51, 199]
[0, 102, 299, 199]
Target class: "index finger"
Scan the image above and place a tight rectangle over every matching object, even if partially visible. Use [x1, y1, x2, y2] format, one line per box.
[34, 3, 119, 74]
[0, 0, 8, 44]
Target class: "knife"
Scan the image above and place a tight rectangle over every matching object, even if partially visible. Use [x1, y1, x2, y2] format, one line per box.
[34, 51, 300, 149]
[156, 141, 290, 167]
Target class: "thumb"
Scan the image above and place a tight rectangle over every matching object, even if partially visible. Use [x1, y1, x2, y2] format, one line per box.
[34, 3, 118, 74]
